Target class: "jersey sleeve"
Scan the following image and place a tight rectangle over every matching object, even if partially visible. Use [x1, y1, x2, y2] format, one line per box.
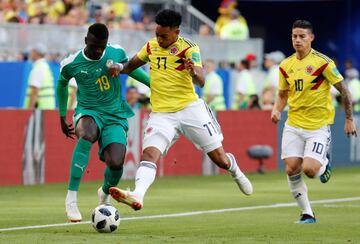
[185, 45, 202, 67]
[278, 65, 289, 90]
[57, 60, 72, 117]
[111, 44, 129, 63]
[137, 42, 150, 63]
[59, 59, 72, 81]
[323, 61, 343, 85]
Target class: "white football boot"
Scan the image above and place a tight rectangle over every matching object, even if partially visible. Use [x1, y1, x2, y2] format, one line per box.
[226, 153, 253, 195]
[109, 187, 143, 211]
[65, 201, 82, 222]
[98, 187, 110, 205]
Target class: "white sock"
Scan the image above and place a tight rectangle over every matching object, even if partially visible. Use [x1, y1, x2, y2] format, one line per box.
[134, 161, 157, 198]
[287, 173, 313, 216]
[316, 160, 328, 177]
[66, 190, 77, 204]
[226, 153, 244, 178]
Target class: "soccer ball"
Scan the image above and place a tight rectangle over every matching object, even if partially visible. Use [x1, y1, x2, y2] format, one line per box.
[91, 204, 120, 233]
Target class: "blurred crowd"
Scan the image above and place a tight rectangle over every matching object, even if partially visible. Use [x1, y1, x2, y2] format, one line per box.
[0, 0, 159, 30]
[0, 0, 249, 40]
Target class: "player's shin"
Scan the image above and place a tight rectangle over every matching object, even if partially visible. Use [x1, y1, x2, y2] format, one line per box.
[287, 173, 313, 216]
[102, 166, 123, 194]
[67, 138, 92, 200]
[134, 161, 157, 198]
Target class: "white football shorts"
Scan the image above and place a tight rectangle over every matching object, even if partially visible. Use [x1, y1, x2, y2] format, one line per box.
[281, 124, 331, 165]
[142, 99, 224, 155]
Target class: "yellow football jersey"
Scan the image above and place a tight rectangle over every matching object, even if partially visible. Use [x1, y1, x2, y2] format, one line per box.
[137, 36, 202, 112]
[279, 49, 343, 130]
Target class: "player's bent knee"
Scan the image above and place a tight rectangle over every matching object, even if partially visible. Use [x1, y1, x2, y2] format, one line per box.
[303, 166, 317, 178]
[142, 147, 161, 163]
[285, 165, 301, 176]
[106, 158, 124, 171]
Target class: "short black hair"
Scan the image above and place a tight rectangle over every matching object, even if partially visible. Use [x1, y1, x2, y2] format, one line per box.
[88, 23, 109, 40]
[155, 9, 182, 27]
[292, 20, 313, 33]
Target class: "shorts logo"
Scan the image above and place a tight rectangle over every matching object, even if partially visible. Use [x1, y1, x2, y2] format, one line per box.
[305, 65, 314, 74]
[169, 46, 178, 55]
[145, 127, 153, 134]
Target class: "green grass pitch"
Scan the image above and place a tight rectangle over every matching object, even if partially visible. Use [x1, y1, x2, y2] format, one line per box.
[0, 167, 359, 243]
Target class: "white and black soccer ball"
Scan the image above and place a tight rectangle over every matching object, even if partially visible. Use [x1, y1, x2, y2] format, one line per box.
[91, 204, 120, 233]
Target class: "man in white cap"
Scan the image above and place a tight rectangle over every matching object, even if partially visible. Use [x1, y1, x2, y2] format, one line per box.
[263, 51, 286, 91]
[24, 43, 55, 109]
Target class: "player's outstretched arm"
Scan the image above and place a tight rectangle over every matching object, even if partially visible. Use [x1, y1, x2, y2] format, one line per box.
[108, 55, 146, 77]
[128, 68, 150, 88]
[333, 81, 358, 137]
[271, 89, 288, 124]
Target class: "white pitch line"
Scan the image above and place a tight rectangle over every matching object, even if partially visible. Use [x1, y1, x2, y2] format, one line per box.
[0, 196, 359, 232]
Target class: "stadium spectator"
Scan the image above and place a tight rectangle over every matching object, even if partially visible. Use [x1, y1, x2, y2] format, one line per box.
[263, 51, 285, 91]
[203, 59, 226, 111]
[126, 85, 142, 109]
[262, 51, 285, 105]
[198, 24, 212, 36]
[57, 23, 150, 222]
[345, 68, 360, 112]
[261, 87, 275, 110]
[232, 59, 256, 109]
[23, 43, 55, 109]
[107, 9, 253, 211]
[215, 0, 243, 36]
[271, 20, 357, 224]
[245, 52, 266, 96]
[220, 9, 249, 41]
[247, 94, 261, 110]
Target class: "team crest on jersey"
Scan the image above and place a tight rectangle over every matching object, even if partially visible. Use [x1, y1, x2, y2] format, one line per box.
[106, 59, 114, 68]
[305, 65, 314, 74]
[169, 46, 178, 55]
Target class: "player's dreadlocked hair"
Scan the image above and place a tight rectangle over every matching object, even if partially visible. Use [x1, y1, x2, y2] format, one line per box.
[292, 20, 313, 33]
[155, 9, 182, 27]
[88, 23, 109, 40]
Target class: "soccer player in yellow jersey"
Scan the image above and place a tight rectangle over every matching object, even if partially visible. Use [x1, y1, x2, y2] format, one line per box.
[107, 9, 253, 210]
[271, 20, 357, 224]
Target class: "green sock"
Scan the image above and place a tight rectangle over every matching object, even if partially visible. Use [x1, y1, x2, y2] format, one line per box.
[68, 138, 92, 191]
[102, 167, 123, 194]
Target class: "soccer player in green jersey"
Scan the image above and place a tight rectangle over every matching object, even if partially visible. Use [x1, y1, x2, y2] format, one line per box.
[56, 23, 150, 222]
